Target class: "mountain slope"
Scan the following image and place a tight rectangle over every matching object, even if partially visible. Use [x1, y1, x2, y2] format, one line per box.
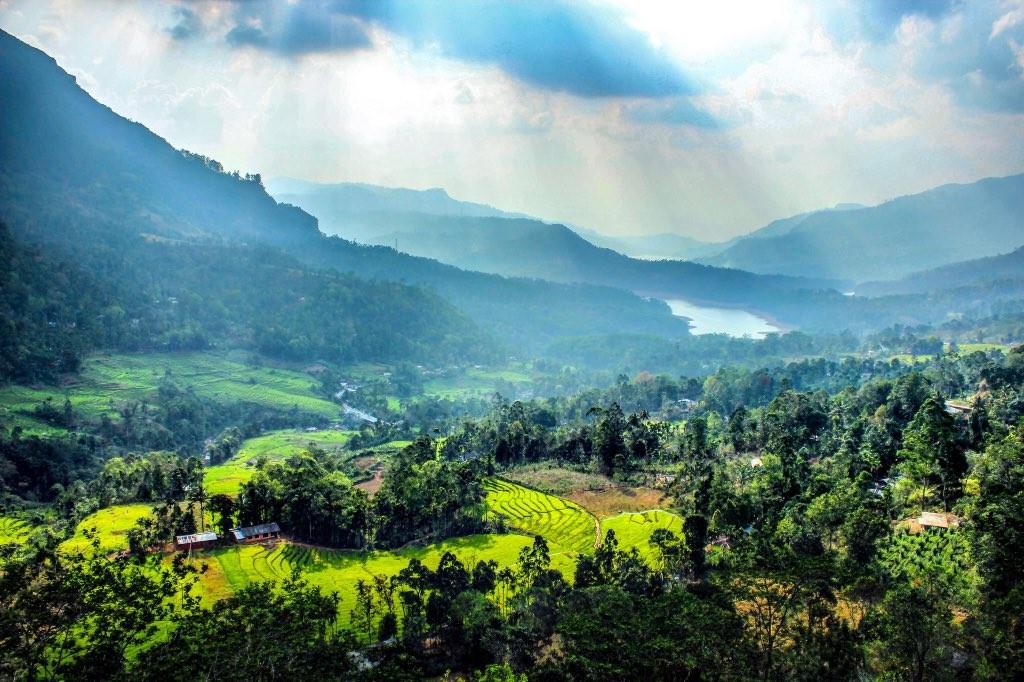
[266, 177, 530, 227]
[856, 244, 1024, 297]
[0, 29, 689, 359]
[266, 181, 848, 310]
[699, 177, 1024, 281]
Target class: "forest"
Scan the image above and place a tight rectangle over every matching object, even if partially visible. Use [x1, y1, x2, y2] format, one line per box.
[1, 18, 1023, 682]
[1, 344, 1022, 680]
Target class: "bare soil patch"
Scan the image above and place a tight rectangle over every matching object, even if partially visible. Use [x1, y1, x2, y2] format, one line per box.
[355, 466, 384, 497]
[504, 466, 611, 496]
[565, 486, 670, 520]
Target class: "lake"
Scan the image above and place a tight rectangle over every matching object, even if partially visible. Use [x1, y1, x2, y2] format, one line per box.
[664, 299, 781, 339]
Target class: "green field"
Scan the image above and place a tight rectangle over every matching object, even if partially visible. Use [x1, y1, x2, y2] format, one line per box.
[956, 343, 1013, 354]
[600, 510, 684, 559]
[0, 516, 34, 544]
[0, 352, 340, 426]
[44, 476, 682, 634]
[423, 367, 532, 400]
[205, 428, 356, 496]
[193, 533, 576, 624]
[484, 478, 597, 556]
[61, 503, 155, 555]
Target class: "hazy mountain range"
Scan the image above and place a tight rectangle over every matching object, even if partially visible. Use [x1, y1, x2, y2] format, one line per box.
[272, 171, 1024, 290]
[0, 29, 688, 357]
[2, 27, 1023, 365]
[698, 177, 1024, 281]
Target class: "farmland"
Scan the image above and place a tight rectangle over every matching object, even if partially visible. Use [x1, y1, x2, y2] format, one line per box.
[60, 503, 155, 555]
[0, 516, 34, 544]
[195, 533, 577, 625]
[483, 478, 597, 555]
[422, 366, 533, 400]
[0, 352, 341, 429]
[205, 428, 356, 495]
[601, 510, 685, 558]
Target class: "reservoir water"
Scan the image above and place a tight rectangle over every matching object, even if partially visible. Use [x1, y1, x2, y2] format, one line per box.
[664, 299, 781, 339]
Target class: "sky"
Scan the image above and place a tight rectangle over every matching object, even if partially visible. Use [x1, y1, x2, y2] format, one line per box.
[1, 0, 1022, 241]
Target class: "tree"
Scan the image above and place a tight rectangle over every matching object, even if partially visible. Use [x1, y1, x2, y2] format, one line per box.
[591, 403, 626, 476]
[133, 571, 354, 681]
[897, 396, 966, 512]
[208, 493, 235, 537]
[0, 535, 196, 680]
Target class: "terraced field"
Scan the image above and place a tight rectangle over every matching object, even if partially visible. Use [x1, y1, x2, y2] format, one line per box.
[61, 503, 155, 555]
[484, 478, 597, 555]
[197, 533, 576, 624]
[0, 516, 33, 544]
[0, 352, 340, 425]
[601, 510, 685, 560]
[205, 428, 356, 495]
[423, 366, 532, 400]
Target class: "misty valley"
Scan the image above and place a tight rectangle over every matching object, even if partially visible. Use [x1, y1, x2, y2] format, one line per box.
[1, 5, 1024, 682]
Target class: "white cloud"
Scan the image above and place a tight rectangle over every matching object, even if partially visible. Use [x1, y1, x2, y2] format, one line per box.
[0, 0, 1021, 240]
[991, 0, 1024, 38]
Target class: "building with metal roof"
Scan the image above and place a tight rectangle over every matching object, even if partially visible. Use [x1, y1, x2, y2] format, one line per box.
[230, 522, 281, 543]
[174, 532, 218, 551]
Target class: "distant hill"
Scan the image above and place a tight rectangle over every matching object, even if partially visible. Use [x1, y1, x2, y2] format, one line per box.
[0, 28, 689, 370]
[565, 227, 723, 261]
[269, 178, 723, 260]
[698, 178, 1024, 281]
[266, 177, 532, 227]
[856, 245, 1024, 297]
[269, 179, 849, 316]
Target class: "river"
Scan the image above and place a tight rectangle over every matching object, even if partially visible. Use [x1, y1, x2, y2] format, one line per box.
[664, 299, 781, 339]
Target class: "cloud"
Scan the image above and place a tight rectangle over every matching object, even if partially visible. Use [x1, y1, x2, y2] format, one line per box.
[225, 1, 371, 56]
[859, 0, 958, 41]
[624, 97, 724, 129]
[167, 5, 201, 41]
[903, 3, 1024, 111]
[991, 1, 1024, 38]
[824, 0, 958, 45]
[334, 0, 699, 98]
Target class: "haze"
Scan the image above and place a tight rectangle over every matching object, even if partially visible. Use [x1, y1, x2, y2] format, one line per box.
[2, 0, 1022, 240]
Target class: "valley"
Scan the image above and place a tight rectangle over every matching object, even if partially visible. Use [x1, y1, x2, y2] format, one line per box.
[0, 8, 1023, 681]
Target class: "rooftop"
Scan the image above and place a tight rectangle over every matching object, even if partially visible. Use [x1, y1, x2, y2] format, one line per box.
[231, 522, 281, 540]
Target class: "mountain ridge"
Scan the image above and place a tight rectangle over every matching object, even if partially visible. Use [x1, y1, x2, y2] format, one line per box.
[698, 174, 1024, 281]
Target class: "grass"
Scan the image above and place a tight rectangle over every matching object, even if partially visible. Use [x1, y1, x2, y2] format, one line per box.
[0, 351, 340, 425]
[956, 343, 1013, 354]
[422, 367, 532, 400]
[484, 478, 596, 556]
[195, 533, 576, 627]
[600, 510, 684, 560]
[503, 466, 614, 496]
[205, 428, 356, 496]
[0, 516, 34, 544]
[61, 503, 155, 555]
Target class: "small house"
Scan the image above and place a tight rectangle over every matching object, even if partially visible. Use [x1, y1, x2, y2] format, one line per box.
[174, 531, 218, 551]
[917, 512, 960, 530]
[231, 522, 281, 543]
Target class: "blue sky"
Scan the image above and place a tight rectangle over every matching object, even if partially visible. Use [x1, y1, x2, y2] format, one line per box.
[1, 0, 1022, 240]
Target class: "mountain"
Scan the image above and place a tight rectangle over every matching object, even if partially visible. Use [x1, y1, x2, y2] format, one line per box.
[698, 178, 1024, 281]
[266, 177, 532, 229]
[0, 29, 688, 369]
[266, 178, 850, 319]
[565, 226, 723, 261]
[856, 244, 1024, 297]
[268, 178, 723, 260]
